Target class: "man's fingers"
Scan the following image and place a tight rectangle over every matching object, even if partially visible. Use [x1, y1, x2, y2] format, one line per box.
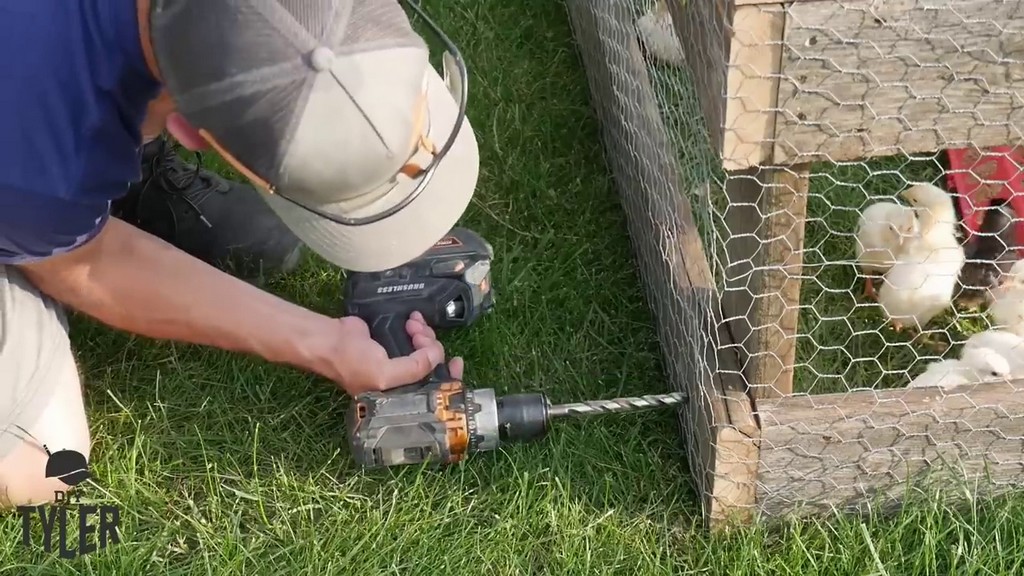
[406, 315, 436, 340]
[381, 345, 444, 389]
[448, 357, 465, 380]
[412, 333, 445, 353]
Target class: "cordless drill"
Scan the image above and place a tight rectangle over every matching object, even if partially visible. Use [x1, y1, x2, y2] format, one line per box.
[342, 227, 550, 468]
[342, 227, 689, 469]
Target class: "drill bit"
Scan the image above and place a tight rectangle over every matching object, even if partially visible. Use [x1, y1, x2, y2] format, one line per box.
[547, 392, 689, 419]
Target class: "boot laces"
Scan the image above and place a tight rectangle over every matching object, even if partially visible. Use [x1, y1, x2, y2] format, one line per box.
[147, 140, 222, 227]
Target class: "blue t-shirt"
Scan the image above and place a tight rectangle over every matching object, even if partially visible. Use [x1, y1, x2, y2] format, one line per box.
[0, 0, 162, 264]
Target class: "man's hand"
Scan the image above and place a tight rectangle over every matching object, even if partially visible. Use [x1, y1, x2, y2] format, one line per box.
[328, 311, 464, 396]
[17, 218, 464, 393]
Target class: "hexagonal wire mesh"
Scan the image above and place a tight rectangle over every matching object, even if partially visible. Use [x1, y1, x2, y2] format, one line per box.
[565, 0, 1024, 526]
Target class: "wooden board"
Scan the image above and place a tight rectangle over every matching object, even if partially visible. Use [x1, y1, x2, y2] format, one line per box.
[756, 380, 1024, 518]
[722, 5, 786, 170]
[722, 165, 810, 399]
[673, 0, 731, 167]
[675, 0, 786, 170]
[734, 0, 814, 4]
[774, 0, 1024, 165]
[711, 322, 762, 526]
[566, 0, 760, 530]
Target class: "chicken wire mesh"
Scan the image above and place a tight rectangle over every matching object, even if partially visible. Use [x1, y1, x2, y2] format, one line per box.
[565, 0, 1024, 523]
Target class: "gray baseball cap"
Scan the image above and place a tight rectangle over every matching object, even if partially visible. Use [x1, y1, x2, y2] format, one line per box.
[147, 0, 479, 272]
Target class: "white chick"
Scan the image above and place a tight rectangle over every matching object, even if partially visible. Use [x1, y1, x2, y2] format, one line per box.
[877, 184, 966, 333]
[906, 360, 968, 389]
[855, 201, 919, 300]
[635, 0, 685, 67]
[961, 329, 1024, 377]
[988, 259, 1024, 335]
[906, 346, 1011, 389]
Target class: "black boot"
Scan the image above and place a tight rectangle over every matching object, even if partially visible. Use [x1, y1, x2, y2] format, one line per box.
[112, 135, 304, 283]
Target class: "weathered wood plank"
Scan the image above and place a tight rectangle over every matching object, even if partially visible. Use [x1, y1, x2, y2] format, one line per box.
[734, 0, 815, 4]
[757, 381, 1024, 518]
[721, 170, 762, 386]
[673, 0, 731, 166]
[754, 166, 809, 398]
[774, 0, 1024, 165]
[713, 321, 761, 527]
[713, 424, 762, 525]
[723, 165, 810, 399]
[566, 0, 760, 530]
[673, 0, 786, 170]
[722, 4, 785, 169]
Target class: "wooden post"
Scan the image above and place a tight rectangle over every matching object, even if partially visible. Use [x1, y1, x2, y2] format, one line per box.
[722, 166, 810, 400]
[673, 1, 785, 170]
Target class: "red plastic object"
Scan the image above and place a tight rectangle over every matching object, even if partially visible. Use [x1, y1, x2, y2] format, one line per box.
[946, 145, 1024, 257]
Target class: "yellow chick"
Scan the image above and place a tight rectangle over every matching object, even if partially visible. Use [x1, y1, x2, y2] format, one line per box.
[877, 184, 966, 335]
[635, 0, 684, 67]
[855, 201, 919, 300]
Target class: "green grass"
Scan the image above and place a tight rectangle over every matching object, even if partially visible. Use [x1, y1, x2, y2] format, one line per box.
[5, 0, 1024, 573]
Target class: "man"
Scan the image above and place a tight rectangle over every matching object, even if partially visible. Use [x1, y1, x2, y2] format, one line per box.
[0, 0, 478, 507]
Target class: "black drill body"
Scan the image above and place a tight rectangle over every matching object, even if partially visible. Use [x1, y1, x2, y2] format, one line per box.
[343, 228, 549, 469]
[342, 227, 494, 390]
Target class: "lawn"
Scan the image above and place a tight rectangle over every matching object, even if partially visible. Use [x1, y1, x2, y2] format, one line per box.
[5, 0, 1024, 574]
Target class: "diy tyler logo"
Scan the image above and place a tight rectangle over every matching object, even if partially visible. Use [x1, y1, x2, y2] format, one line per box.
[41, 441, 90, 486]
[11, 425, 121, 558]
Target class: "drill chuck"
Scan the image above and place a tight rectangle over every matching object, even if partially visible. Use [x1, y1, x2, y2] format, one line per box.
[495, 393, 550, 442]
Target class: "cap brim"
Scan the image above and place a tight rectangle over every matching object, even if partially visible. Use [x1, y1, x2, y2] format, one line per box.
[260, 67, 479, 273]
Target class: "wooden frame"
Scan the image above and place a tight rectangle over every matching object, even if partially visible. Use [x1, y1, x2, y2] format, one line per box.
[676, 0, 1024, 399]
[671, 0, 1024, 527]
[567, 0, 1024, 530]
[756, 381, 1024, 518]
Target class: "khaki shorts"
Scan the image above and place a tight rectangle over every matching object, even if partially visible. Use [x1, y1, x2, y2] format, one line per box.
[0, 265, 82, 459]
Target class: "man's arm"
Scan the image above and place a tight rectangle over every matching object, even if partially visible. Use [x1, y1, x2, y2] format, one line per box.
[16, 216, 337, 379]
